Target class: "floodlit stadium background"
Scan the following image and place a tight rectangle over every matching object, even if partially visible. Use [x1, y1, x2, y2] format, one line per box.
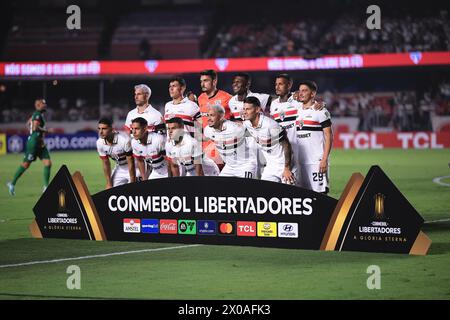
[0, 0, 449, 300]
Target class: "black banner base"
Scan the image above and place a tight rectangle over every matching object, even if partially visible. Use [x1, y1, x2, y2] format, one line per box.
[31, 165, 431, 255]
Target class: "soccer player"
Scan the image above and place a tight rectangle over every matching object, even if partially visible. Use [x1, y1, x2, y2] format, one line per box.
[165, 117, 219, 177]
[204, 105, 257, 178]
[7, 98, 52, 195]
[198, 69, 232, 166]
[131, 117, 168, 180]
[270, 74, 302, 184]
[96, 118, 136, 189]
[124, 84, 164, 134]
[296, 80, 333, 193]
[228, 73, 271, 121]
[164, 76, 201, 137]
[228, 73, 271, 178]
[198, 69, 232, 124]
[242, 96, 295, 184]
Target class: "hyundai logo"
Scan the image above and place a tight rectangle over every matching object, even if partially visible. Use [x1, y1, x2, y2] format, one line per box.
[283, 224, 293, 232]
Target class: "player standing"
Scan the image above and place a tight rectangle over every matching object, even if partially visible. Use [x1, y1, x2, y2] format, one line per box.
[165, 117, 219, 177]
[164, 76, 201, 137]
[204, 105, 257, 178]
[7, 98, 52, 195]
[242, 97, 295, 184]
[296, 80, 333, 193]
[131, 117, 168, 180]
[228, 73, 271, 121]
[197, 70, 232, 166]
[124, 84, 164, 134]
[96, 118, 136, 189]
[270, 74, 302, 184]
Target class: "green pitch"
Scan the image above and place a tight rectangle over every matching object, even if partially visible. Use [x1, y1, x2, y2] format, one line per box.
[0, 149, 449, 299]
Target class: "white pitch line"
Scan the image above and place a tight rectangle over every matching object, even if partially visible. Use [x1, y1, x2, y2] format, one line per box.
[424, 218, 450, 224]
[0, 244, 202, 269]
[432, 175, 450, 187]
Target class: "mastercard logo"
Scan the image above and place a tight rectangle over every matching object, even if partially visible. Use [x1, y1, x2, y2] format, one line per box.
[219, 222, 235, 235]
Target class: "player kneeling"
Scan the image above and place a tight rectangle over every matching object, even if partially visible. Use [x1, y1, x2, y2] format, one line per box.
[165, 117, 219, 177]
[96, 118, 136, 189]
[131, 117, 168, 180]
[243, 97, 295, 184]
[204, 105, 257, 178]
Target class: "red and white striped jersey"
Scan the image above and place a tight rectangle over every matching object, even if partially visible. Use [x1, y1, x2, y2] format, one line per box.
[229, 91, 270, 121]
[243, 114, 285, 170]
[296, 107, 332, 164]
[164, 97, 201, 136]
[125, 104, 164, 133]
[203, 120, 254, 168]
[165, 133, 218, 176]
[96, 132, 132, 166]
[270, 95, 301, 144]
[131, 132, 167, 175]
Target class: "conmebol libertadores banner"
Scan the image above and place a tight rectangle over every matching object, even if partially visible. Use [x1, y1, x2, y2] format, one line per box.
[30, 165, 431, 255]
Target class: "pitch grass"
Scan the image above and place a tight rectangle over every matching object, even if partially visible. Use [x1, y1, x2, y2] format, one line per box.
[0, 150, 449, 299]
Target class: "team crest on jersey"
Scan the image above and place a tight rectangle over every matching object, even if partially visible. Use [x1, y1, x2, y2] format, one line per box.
[298, 119, 304, 129]
[279, 112, 286, 121]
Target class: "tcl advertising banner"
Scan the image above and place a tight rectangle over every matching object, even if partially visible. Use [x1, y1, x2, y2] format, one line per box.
[334, 132, 450, 149]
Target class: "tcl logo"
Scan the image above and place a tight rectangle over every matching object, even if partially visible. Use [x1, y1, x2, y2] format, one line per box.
[237, 221, 256, 237]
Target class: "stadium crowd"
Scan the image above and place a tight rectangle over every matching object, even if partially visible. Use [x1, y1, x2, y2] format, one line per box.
[212, 10, 449, 58]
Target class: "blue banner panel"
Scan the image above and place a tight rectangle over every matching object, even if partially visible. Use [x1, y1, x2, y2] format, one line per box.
[6, 132, 98, 153]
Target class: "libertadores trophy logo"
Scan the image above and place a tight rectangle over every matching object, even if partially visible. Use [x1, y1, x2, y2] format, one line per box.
[374, 193, 386, 220]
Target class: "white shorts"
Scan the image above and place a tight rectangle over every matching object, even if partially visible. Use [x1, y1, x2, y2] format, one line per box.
[184, 157, 220, 176]
[246, 137, 266, 179]
[220, 162, 257, 179]
[148, 165, 168, 179]
[260, 164, 284, 183]
[298, 164, 330, 193]
[111, 165, 132, 187]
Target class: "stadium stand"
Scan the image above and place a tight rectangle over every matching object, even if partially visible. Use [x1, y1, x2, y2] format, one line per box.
[4, 10, 104, 61]
[109, 9, 212, 60]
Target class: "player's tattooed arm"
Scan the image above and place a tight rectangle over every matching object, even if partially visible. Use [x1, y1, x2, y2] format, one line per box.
[194, 163, 205, 176]
[168, 159, 180, 177]
[280, 134, 295, 184]
[101, 158, 113, 189]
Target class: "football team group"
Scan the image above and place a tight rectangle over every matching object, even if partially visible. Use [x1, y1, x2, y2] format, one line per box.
[7, 70, 333, 195]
